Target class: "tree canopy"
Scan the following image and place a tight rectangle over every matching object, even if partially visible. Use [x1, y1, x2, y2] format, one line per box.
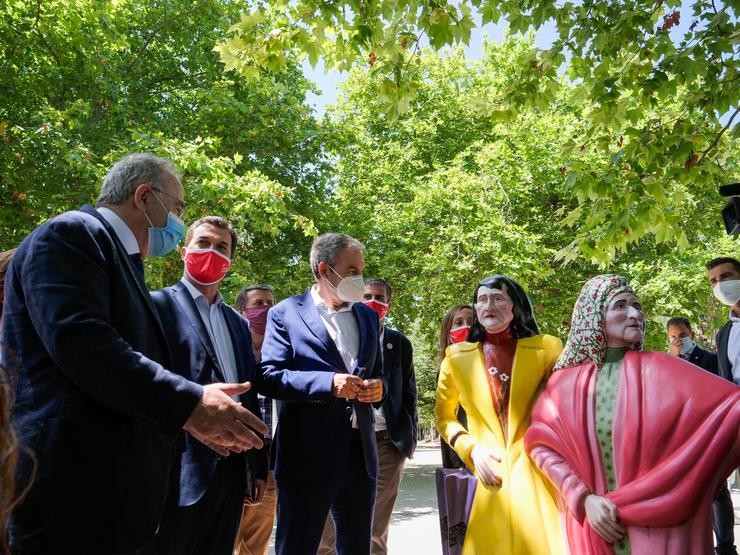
[1, 0, 737, 430]
[219, 0, 739, 263]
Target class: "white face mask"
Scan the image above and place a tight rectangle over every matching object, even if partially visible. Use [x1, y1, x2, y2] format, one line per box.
[327, 265, 365, 303]
[713, 279, 740, 307]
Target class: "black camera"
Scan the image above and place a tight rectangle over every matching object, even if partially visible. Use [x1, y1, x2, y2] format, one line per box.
[719, 183, 740, 235]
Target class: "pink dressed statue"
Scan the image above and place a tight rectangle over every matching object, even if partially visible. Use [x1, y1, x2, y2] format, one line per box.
[525, 274, 740, 554]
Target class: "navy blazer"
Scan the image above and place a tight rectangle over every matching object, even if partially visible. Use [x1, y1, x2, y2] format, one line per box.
[380, 327, 418, 459]
[684, 345, 719, 376]
[1, 205, 202, 553]
[259, 289, 386, 486]
[150, 281, 268, 506]
[716, 321, 736, 383]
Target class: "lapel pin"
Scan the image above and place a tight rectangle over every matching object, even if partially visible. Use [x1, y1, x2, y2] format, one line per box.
[386, 343, 393, 349]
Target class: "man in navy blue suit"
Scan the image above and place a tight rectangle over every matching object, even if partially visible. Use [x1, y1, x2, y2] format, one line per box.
[319, 277, 418, 555]
[1, 154, 267, 555]
[260, 232, 386, 555]
[145, 216, 268, 555]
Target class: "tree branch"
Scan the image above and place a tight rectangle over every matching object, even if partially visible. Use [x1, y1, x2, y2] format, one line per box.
[698, 105, 739, 165]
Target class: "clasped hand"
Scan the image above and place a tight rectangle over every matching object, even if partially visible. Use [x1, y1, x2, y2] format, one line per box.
[332, 373, 383, 403]
[584, 494, 626, 544]
[471, 445, 502, 487]
[184, 382, 270, 457]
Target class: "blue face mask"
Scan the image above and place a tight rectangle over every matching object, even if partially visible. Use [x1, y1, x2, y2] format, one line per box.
[145, 190, 186, 257]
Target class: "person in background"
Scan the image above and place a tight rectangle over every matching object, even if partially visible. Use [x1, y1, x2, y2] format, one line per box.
[234, 283, 278, 555]
[0, 360, 23, 555]
[667, 316, 719, 373]
[0, 248, 17, 333]
[706, 256, 740, 555]
[437, 304, 474, 469]
[707, 256, 740, 385]
[259, 232, 385, 555]
[1, 154, 266, 554]
[526, 274, 740, 555]
[319, 278, 418, 555]
[435, 275, 565, 555]
[145, 217, 268, 555]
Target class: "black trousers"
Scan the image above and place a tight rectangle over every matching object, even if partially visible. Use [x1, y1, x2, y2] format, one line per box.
[141, 455, 246, 555]
[714, 482, 737, 555]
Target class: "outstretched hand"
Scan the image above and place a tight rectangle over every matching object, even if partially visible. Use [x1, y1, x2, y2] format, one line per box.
[184, 382, 269, 454]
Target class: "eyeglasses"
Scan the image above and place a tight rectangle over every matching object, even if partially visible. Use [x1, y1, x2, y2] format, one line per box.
[151, 187, 186, 217]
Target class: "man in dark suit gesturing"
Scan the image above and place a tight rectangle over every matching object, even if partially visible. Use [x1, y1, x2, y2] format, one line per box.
[1, 154, 267, 555]
[146, 216, 268, 555]
[260, 232, 386, 555]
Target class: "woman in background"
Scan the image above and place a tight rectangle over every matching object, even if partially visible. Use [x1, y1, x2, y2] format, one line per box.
[437, 304, 474, 469]
[435, 276, 564, 555]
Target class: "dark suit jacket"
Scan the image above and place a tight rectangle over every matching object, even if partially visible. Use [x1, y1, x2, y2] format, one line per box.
[1, 205, 202, 553]
[259, 289, 386, 486]
[150, 281, 268, 506]
[380, 327, 417, 459]
[716, 321, 736, 383]
[685, 345, 719, 376]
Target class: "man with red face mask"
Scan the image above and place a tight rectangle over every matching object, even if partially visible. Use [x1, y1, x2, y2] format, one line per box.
[319, 278, 418, 555]
[234, 283, 278, 555]
[145, 216, 268, 555]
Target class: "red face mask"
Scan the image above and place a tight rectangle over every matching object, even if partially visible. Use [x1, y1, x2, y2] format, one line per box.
[184, 248, 231, 285]
[245, 305, 270, 335]
[363, 300, 389, 320]
[448, 326, 470, 344]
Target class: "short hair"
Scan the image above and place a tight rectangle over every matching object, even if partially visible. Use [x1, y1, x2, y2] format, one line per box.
[365, 278, 392, 300]
[234, 284, 275, 312]
[309, 233, 364, 280]
[706, 257, 740, 273]
[666, 317, 692, 331]
[96, 153, 182, 206]
[183, 216, 238, 256]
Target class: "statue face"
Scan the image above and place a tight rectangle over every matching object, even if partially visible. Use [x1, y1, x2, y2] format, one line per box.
[475, 284, 514, 334]
[605, 292, 645, 348]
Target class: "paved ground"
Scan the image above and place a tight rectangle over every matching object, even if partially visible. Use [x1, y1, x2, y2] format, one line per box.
[269, 443, 740, 554]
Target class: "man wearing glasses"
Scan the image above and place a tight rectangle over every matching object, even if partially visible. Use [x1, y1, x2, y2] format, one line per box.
[1, 153, 267, 555]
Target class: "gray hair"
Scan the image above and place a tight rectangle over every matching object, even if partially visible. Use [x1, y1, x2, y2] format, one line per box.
[309, 233, 364, 280]
[96, 153, 182, 206]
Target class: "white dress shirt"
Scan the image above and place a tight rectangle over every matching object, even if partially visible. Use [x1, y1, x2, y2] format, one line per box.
[97, 207, 140, 255]
[310, 285, 359, 372]
[728, 310, 740, 385]
[181, 279, 239, 385]
[373, 329, 387, 432]
[310, 285, 360, 427]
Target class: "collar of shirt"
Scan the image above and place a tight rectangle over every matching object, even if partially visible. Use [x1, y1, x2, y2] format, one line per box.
[730, 309, 740, 323]
[310, 284, 353, 314]
[181, 277, 224, 307]
[97, 206, 139, 255]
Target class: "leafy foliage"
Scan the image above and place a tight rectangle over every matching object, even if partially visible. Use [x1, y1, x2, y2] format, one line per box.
[323, 40, 737, 427]
[0, 0, 333, 300]
[219, 0, 739, 263]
